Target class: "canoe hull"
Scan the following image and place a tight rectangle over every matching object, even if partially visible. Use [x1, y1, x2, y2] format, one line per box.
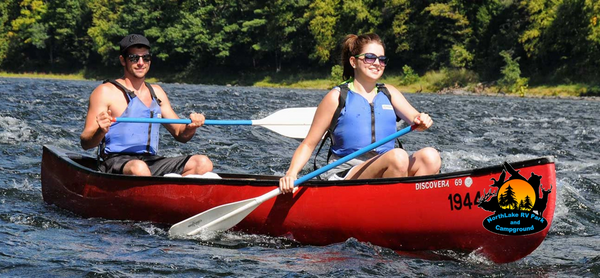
[41, 145, 556, 263]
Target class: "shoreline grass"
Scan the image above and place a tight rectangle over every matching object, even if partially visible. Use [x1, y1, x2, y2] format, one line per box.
[2, 71, 597, 99]
[0, 71, 87, 80]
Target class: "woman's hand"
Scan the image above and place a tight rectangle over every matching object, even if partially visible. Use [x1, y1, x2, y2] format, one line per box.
[413, 112, 433, 131]
[279, 174, 298, 194]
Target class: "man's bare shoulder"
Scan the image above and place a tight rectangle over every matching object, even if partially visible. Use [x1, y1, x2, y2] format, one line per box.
[87, 82, 129, 109]
[92, 82, 124, 97]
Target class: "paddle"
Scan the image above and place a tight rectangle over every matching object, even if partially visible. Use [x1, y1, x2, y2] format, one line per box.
[168, 124, 416, 237]
[113, 107, 316, 139]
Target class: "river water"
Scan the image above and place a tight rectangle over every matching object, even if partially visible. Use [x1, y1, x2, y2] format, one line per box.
[0, 77, 598, 277]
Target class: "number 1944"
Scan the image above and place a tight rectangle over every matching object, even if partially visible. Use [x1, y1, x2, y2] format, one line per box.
[448, 191, 482, 210]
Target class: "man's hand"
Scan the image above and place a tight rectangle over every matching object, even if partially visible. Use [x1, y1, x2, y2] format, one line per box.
[96, 110, 113, 134]
[187, 112, 205, 129]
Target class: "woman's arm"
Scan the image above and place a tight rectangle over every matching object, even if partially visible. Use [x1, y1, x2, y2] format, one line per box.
[279, 88, 340, 193]
[385, 84, 433, 131]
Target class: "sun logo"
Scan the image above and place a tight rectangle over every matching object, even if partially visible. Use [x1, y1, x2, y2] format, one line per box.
[478, 162, 553, 236]
[497, 179, 536, 211]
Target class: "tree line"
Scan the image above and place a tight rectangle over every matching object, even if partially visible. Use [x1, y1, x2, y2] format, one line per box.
[1, 0, 600, 88]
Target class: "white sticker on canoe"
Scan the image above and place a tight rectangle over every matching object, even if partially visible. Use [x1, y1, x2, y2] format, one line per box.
[465, 177, 473, 187]
[382, 104, 393, 110]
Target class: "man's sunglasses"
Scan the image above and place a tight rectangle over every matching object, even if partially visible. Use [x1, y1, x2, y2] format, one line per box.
[354, 53, 387, 66]
[126, 53, 152, 63]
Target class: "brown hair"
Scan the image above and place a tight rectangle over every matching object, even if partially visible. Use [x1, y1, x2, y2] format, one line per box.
[341, 33, 385, 81]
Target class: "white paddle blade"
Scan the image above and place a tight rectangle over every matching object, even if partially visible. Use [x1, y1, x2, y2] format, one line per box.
[260, 125, 311, 139]
[253, 107, 316, 139]
[169, 188, 282, 236]
[169, 198, 260, 237]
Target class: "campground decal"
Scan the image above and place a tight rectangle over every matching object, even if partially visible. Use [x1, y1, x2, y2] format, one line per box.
[477, 162, 553, 236]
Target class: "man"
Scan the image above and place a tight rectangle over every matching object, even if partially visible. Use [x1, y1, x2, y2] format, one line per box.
[80, 34, 213, 176]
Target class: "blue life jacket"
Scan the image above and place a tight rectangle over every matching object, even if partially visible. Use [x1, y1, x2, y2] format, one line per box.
[313, 83, 401, 172]
[331, 84, 398, 156]
[102, 80, 162, 155]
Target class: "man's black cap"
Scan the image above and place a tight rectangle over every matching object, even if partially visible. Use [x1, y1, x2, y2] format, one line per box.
[119, 34, 151, 54]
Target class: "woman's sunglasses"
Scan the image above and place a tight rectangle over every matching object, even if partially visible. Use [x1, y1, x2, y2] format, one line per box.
[126, 53, 152, 63]
[354, 53, 387, 66]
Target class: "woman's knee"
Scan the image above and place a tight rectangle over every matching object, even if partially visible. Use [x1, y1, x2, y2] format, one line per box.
[385, 148, 410, 171]
[420, 147, 441, 171]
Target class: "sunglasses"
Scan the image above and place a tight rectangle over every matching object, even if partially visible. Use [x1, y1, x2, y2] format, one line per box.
[126, 53, 152, 63]
[354, 53, 387, 66]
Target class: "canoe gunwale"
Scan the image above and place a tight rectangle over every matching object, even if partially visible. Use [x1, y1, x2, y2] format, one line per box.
[43, 144, 555, 187]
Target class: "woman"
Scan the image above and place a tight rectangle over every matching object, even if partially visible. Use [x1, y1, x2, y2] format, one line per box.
[279, 33, 441, 194]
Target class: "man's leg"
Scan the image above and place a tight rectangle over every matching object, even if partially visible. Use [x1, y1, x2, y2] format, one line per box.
[182, 155, 213, 176]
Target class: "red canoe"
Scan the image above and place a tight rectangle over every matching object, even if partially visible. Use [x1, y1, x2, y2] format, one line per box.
[41, 145, 556, 263]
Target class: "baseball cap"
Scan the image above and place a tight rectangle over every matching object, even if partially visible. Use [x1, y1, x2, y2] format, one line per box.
[119, 34, 151, 54]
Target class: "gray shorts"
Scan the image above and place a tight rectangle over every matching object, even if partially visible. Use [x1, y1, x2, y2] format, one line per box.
[99, 153, 191, 176]
[320, 151, 379, 181]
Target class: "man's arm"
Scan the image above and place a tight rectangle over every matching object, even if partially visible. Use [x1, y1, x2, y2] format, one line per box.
[80, 85, 113, 150]
[152, 84, 203, 143]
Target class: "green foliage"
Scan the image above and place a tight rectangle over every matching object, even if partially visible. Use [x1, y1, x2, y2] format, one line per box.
[307, 0, 384, 64]
[9, 0, 48, 46]
[0, 0, 598, 88]
[384, 0, 411, 53]
[157, 1, 235, 66]
[498, 50, 528, 94]
[305, 0, 339, 64]
[87, 0, 126, 65]
[0, 2, 8, 63]
[421, 2, 473, 68]
[518, 0, 599, 83]
[470, 0, 522, 81]
[238, 0, 311, 72]
[45, 0, 92, 69]
[498, 50, 520, 88]
[399, 65, 419, 86]
[1, 0, 49, 69]
[589, 0, 600, 43]
[0, 1, 21, 64]
[449, 44, 473, 68]
[519, 0, 554, 58]
[329, 64, 343, 85]
[428, 68, 479, 92]
[339, 0, 382, 34]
